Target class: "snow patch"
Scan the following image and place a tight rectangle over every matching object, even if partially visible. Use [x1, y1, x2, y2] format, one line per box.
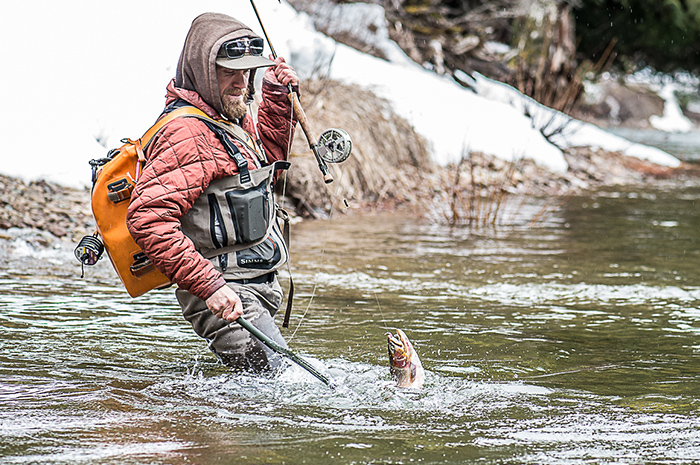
[649, 83, 694, 133]
[0, 0, 681, 188]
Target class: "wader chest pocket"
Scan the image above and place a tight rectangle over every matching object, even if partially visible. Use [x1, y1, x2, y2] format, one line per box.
[226, 183, 269, 244]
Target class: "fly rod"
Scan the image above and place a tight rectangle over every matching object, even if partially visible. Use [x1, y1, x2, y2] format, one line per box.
[236, 316, 333, 387]
[248, 0, 353, 184]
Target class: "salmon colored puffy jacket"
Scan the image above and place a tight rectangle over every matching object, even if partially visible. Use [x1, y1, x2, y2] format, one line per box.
[126, 78, 296, 301]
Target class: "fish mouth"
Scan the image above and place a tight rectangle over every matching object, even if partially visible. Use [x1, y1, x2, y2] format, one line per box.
[386, 329, 409, 368]
[386, 328, 425, 389]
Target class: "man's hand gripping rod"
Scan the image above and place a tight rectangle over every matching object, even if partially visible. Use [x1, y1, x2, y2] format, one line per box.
[249, 0, 351, 184]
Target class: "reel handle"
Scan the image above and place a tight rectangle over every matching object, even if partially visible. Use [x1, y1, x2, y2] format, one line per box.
[289, 92, 334, 184]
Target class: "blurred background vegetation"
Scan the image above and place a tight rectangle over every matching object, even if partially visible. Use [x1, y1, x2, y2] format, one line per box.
[574, 0, 700, 74]
[299, 0, 700, 113]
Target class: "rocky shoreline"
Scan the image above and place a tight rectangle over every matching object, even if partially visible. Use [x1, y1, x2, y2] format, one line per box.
[0, 174, 93, 244]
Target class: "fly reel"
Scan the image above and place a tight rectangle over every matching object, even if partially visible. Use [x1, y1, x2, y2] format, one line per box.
[318, 128, 352, 164]
[74, 234, 104, 266]
[74, 233, 105, 278]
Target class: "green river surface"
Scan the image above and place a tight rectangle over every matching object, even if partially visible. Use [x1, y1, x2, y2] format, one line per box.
[2, 155, 700, 463]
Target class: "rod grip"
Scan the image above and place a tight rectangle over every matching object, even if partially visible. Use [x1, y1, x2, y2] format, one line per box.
[288, 92, 333, 184]
[289, 92, 317, 146]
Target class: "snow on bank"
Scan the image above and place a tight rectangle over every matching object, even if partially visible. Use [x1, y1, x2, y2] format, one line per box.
[276, 6, 567, 172]
[0, 0, 681, 189]
[649, 84, 694, 133]
[462, 71, 682, 168]
[627, 69, 698, 134]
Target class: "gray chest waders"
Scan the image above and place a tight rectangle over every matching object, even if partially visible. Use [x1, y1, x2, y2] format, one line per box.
[193, 120, 296, 328]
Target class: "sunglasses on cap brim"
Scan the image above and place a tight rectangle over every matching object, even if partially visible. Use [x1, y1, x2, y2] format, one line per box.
[220, 37, 265, 59]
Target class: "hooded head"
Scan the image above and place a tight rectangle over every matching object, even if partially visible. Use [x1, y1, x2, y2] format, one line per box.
[174, 12, 274, 117]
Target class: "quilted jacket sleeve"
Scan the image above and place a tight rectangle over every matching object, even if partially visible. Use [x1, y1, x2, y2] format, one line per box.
[126, 117, 228, 301]
[256, 78, 299, 164]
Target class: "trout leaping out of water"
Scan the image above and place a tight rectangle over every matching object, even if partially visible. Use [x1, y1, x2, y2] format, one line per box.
[386, 329, 425, 388]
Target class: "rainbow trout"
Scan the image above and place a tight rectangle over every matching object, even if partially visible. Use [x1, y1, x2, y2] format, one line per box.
[386, 329, 425, 388]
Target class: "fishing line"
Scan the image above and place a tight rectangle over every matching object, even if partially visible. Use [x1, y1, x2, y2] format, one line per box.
[246, 0, 353, 340]
[292, 162, 392, 338]
[276, 79, 339, 342]
[272, 84, 388, 340]
[355, 225, 391, 332]
[288, 163, 347, 342]
[279, 83, 295, 206]
[372, 286, 389, 331]
[277, 115, 388, 338]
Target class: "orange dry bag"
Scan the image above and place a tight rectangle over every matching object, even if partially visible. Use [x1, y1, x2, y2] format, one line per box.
[75, 106, 214, 297]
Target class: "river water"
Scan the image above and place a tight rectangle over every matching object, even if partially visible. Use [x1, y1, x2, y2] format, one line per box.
[3, 155, 700, 463]
[608, 128, 700, 163]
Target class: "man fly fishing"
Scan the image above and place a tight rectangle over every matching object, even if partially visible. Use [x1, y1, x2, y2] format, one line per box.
[126, 12, 299, 372]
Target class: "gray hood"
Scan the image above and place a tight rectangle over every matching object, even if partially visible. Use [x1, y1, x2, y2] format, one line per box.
[174, 12, 272, 116]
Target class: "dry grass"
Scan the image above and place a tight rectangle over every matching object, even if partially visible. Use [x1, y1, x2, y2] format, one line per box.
[441, 149, 523, 227]
[432, 149, 567, 228]
[279, 79, 435, 217]
[275, 79, 685, 228]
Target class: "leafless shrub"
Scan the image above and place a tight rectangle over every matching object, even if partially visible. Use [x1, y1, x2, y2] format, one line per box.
[442, 148, 524, 228]
[438, 146, 571, 229]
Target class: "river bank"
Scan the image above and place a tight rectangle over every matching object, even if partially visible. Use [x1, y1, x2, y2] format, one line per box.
[271, 78, 699, 220]
[1, 79, 696, 243]
[0, 132, 696, 247]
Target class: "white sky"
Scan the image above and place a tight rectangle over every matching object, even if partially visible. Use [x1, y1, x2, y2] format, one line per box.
[0, 0, 684, 188]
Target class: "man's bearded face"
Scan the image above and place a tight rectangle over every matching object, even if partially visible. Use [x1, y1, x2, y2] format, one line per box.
[216, 66, 250, 120]
[221, 86, 248, 120]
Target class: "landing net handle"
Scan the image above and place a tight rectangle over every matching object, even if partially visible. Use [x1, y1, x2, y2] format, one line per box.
[237, 316, 333, 387]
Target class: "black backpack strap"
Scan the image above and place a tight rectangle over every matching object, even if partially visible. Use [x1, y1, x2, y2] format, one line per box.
[162, 99, 191, 114]
[161, 100, 266, 166]
[201, 121, 251, 184]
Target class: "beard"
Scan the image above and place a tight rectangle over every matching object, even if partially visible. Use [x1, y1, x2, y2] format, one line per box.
[221, 87, 248, 120]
